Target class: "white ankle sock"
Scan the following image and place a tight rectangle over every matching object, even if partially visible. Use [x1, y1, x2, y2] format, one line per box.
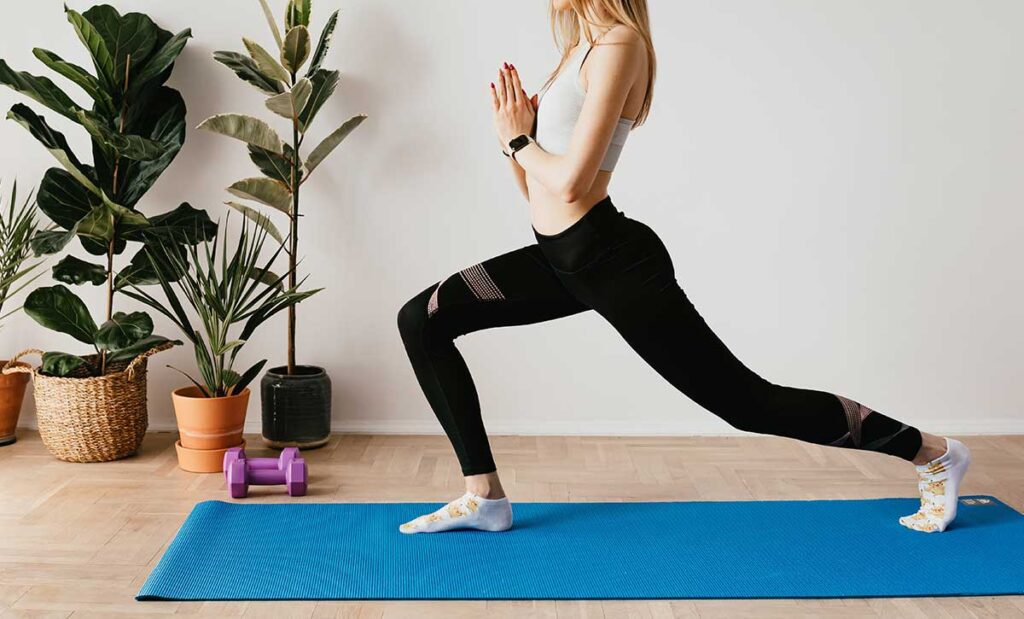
[899, 438, 971, 533]
[399, 493, 513, 534]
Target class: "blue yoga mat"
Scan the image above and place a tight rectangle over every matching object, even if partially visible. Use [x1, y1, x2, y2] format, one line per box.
[138, 496, 1024, 600]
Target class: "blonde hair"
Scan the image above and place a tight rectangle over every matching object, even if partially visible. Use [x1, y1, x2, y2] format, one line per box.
[542, 0, 656, 128]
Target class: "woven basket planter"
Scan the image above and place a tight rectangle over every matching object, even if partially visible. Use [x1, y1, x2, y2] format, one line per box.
[1, 343, 173, 463]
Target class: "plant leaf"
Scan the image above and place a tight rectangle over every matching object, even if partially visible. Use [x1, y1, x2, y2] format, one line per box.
[80, 5, 159, 89]
[36, 167, 100, 230]
[75, 203, 117, 246]
[30, 48, 113, 113]
[243, 38, 291, 83]
[114, 88, 187, 209]
[127, 202, 217, 244]
[257, 0, 285, 49]
[265, 77, 311, 119]
[213, 51, 284, 95]
[39, 351, 88, 377]
[298, 69, 338, 130]
[6, 104, 100, 195]
[23, 285, 98, 345]
[306, 10, 338, 76]
[225, 201, 284, 244]
[130, 28, 192, 93]
[285, 0, 312, 29]
[52, 255, 107, 286]
[76, 110, 165, 161]
[0, 60, 82, 122]
[232, 359, 267, 396]
[198, 114, 284, 154]
[107, 335, 179, 363]
[305, 114, 367, 174]
[226, 178, 292, 214]
[281, 26, 311, 73]
[64, 7, 116, 89]
[95, 311, 154, 352]
[31, 227, 78, 256]
[248, 143, 301, 186]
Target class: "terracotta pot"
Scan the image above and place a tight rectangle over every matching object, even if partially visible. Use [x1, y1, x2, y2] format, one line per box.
[175, 438, 246, 473]
[0, 363, 30, 447]
[171, 386, 249, 451]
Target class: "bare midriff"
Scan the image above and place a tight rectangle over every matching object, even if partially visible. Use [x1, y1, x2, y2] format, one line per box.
[527, 170, 613, 236]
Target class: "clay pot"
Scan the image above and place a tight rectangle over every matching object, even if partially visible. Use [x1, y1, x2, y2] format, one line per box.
[175, 438, 246, 474]
[171, 386, 249, 472]
[0, 364, 30, 447]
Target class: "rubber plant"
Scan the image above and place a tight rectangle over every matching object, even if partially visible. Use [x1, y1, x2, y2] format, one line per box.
[123, 218, 322, 398]
[0, 5, 215, 377]
[200, 0, 366, 375]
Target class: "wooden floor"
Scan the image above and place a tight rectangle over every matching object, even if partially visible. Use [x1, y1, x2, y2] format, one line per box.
[1, 431, 1023, 618]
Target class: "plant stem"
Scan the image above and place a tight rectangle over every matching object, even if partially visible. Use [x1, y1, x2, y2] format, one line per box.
[287, 76, 299, 376]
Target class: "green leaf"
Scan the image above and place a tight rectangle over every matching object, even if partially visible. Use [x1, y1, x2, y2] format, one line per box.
[225, 201, 284, 244]
[0, 60, 82, 122]
[80, 5, 159, 88]
[76, 111, 165, 161]
[106, 335, 179, 364]
[95, 311, 153, 352]
[114, 88, 186, 209]
[30, 48, 113, 113]
[64, 7, 116, 89]
[257, 0, 285, 49]
[232, 359, 267, 396]
[248, 143, 301, 186]
[130, 202, 217, 244]
[265, 77, 311, 119]
[197, 114, 284, 154]
[75, 203, 116, 247]
[286, 0, 312, 29]
[226, 178, 292, 214]
[6, 104, 100, 195]
[305, 114, 367, 174]
[243, 38, 291, 84]
[306, 10, 338, 76]
[52, 255, 107, 286]
[114, 242, 186, 289]
[213, 51, 284, 95]
[37, 167, 100, 231]
[23, 285, 98, 345]
[281, 26, 311, 73]
[130, 28, 192, 93]
[298, 69, 338, 130]
[40, 352, 88, 377]
[31, 227, 78, 256]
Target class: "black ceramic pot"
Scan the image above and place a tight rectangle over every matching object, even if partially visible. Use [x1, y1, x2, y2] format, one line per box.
[261, 365, 332, 449]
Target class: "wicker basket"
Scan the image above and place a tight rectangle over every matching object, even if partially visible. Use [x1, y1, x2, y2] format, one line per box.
[1, 343, 173, 463]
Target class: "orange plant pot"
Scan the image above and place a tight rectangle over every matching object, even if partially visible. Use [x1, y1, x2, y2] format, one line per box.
[0, 364, 30, 446]
[175, 438, 246, 474]
[171, 386, 249, 451]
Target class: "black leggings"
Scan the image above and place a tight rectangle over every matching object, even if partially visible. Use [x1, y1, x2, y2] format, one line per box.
[398, 197, 923, 475]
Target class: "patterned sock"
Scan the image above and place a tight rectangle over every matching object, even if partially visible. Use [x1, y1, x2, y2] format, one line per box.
[399, 493, 513, 534]
[899, 438, 971, 533]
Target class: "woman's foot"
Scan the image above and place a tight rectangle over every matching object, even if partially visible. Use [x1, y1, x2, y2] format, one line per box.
[399, 492, 513, 534]
[899, 438, 971, 533]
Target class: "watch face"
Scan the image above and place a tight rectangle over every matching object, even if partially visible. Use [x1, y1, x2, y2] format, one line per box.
[509, 135, 530, 150]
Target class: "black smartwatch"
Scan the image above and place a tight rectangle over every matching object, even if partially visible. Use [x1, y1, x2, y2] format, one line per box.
[507, 134, 534, 161]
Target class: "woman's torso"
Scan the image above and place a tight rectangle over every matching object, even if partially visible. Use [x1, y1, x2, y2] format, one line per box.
[528, 36, 647, 236]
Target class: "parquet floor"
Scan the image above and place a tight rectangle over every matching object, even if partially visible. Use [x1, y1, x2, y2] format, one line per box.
[2, 430, 1023, 618]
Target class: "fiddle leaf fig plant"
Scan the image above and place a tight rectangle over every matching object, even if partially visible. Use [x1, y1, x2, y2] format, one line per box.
[0, 4, 216, 376]
[0, 182, 46, 329]
[201, 0, 366, 375]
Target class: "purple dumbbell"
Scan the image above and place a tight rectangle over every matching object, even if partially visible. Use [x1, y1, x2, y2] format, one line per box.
[223, 447, 308, 499]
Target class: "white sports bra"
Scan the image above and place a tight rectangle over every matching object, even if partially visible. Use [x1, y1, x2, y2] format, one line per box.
[534, 40, 633, 173]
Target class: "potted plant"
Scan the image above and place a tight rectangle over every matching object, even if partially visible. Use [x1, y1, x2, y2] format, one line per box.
[123, 218, 320, 472]
[0, 183, 46, 446]
[0, 5, 215, 462]
[199, 0, 366, 448]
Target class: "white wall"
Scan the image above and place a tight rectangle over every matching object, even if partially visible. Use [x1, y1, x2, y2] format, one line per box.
[1, 1, 1021, 437]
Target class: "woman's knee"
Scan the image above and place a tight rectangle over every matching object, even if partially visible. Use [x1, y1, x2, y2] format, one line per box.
[397, 286, 435, 341]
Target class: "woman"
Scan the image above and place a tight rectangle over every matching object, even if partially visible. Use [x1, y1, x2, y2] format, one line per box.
[397, 0, 970, 535]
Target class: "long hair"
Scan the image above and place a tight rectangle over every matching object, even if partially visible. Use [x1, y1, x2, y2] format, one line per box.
[542, 0, 656, 128]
